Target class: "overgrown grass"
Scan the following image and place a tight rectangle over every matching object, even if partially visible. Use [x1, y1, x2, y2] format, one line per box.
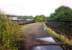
[0, 12, 22, 50]
[43, 23, 72, 45]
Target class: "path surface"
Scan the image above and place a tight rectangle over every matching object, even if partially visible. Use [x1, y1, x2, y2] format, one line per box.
[21, 23, 48, 36]
[21, 23, 64, 50]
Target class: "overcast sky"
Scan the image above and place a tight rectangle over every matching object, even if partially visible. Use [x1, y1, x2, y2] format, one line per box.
[0, 0, 72, 16]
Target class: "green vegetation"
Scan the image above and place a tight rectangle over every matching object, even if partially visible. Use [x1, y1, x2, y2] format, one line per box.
[0, 5, 72, 50]
[48, 6, 72, 37]
[0, 11, 21, 50]
[18, 16, 33, 19]
[43, 23, 72, 45]
[48, 6, 72, 21]
[34, 15, 46, 22]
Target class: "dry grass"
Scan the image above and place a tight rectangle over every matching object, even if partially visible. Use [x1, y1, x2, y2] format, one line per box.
[43, 23, 72, 45]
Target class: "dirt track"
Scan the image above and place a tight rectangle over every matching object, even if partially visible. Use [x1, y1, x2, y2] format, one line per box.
[21, 23, 48, 36]
[20, 23, 49, 50]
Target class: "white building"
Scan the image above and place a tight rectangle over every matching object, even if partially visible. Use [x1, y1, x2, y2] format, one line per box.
[9, 16, 18, 20]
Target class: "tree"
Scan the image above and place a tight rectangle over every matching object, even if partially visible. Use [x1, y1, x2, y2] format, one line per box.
[48, 6, 72, 37]
[34, 15, 46, 22]
[48, 6, 72, 21]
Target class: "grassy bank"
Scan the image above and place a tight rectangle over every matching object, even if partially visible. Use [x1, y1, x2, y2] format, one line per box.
[43, 23, 72, 45]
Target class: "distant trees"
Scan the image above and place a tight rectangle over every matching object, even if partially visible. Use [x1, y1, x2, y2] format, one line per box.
[34, 15, 46, 22]
[48, 6, 72, 37]
[18, 16, 33, 19]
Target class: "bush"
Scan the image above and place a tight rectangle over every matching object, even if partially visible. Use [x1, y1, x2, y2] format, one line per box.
[0, 11, 21, 50]
[34, 15, 46, 22]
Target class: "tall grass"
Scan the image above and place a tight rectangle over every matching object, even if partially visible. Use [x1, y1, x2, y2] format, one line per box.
[0, 11, 21, 50]
[43, 23, 72, 45]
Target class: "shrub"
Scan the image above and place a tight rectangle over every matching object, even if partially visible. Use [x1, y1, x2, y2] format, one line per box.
[0, 11, 21, 50]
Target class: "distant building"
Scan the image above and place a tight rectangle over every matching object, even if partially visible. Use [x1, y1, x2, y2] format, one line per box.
[26, 18, 33, 21]
[6, 15, 34, 25]
[7, 15, 18, 20]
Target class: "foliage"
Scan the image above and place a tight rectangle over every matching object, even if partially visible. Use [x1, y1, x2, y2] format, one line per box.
[48, 6, 72, 36]
[0, 11, 21, 50]
[18, 16, 33, 19]
[34, 15, 46, 22]
[48, 6, 72, 21]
